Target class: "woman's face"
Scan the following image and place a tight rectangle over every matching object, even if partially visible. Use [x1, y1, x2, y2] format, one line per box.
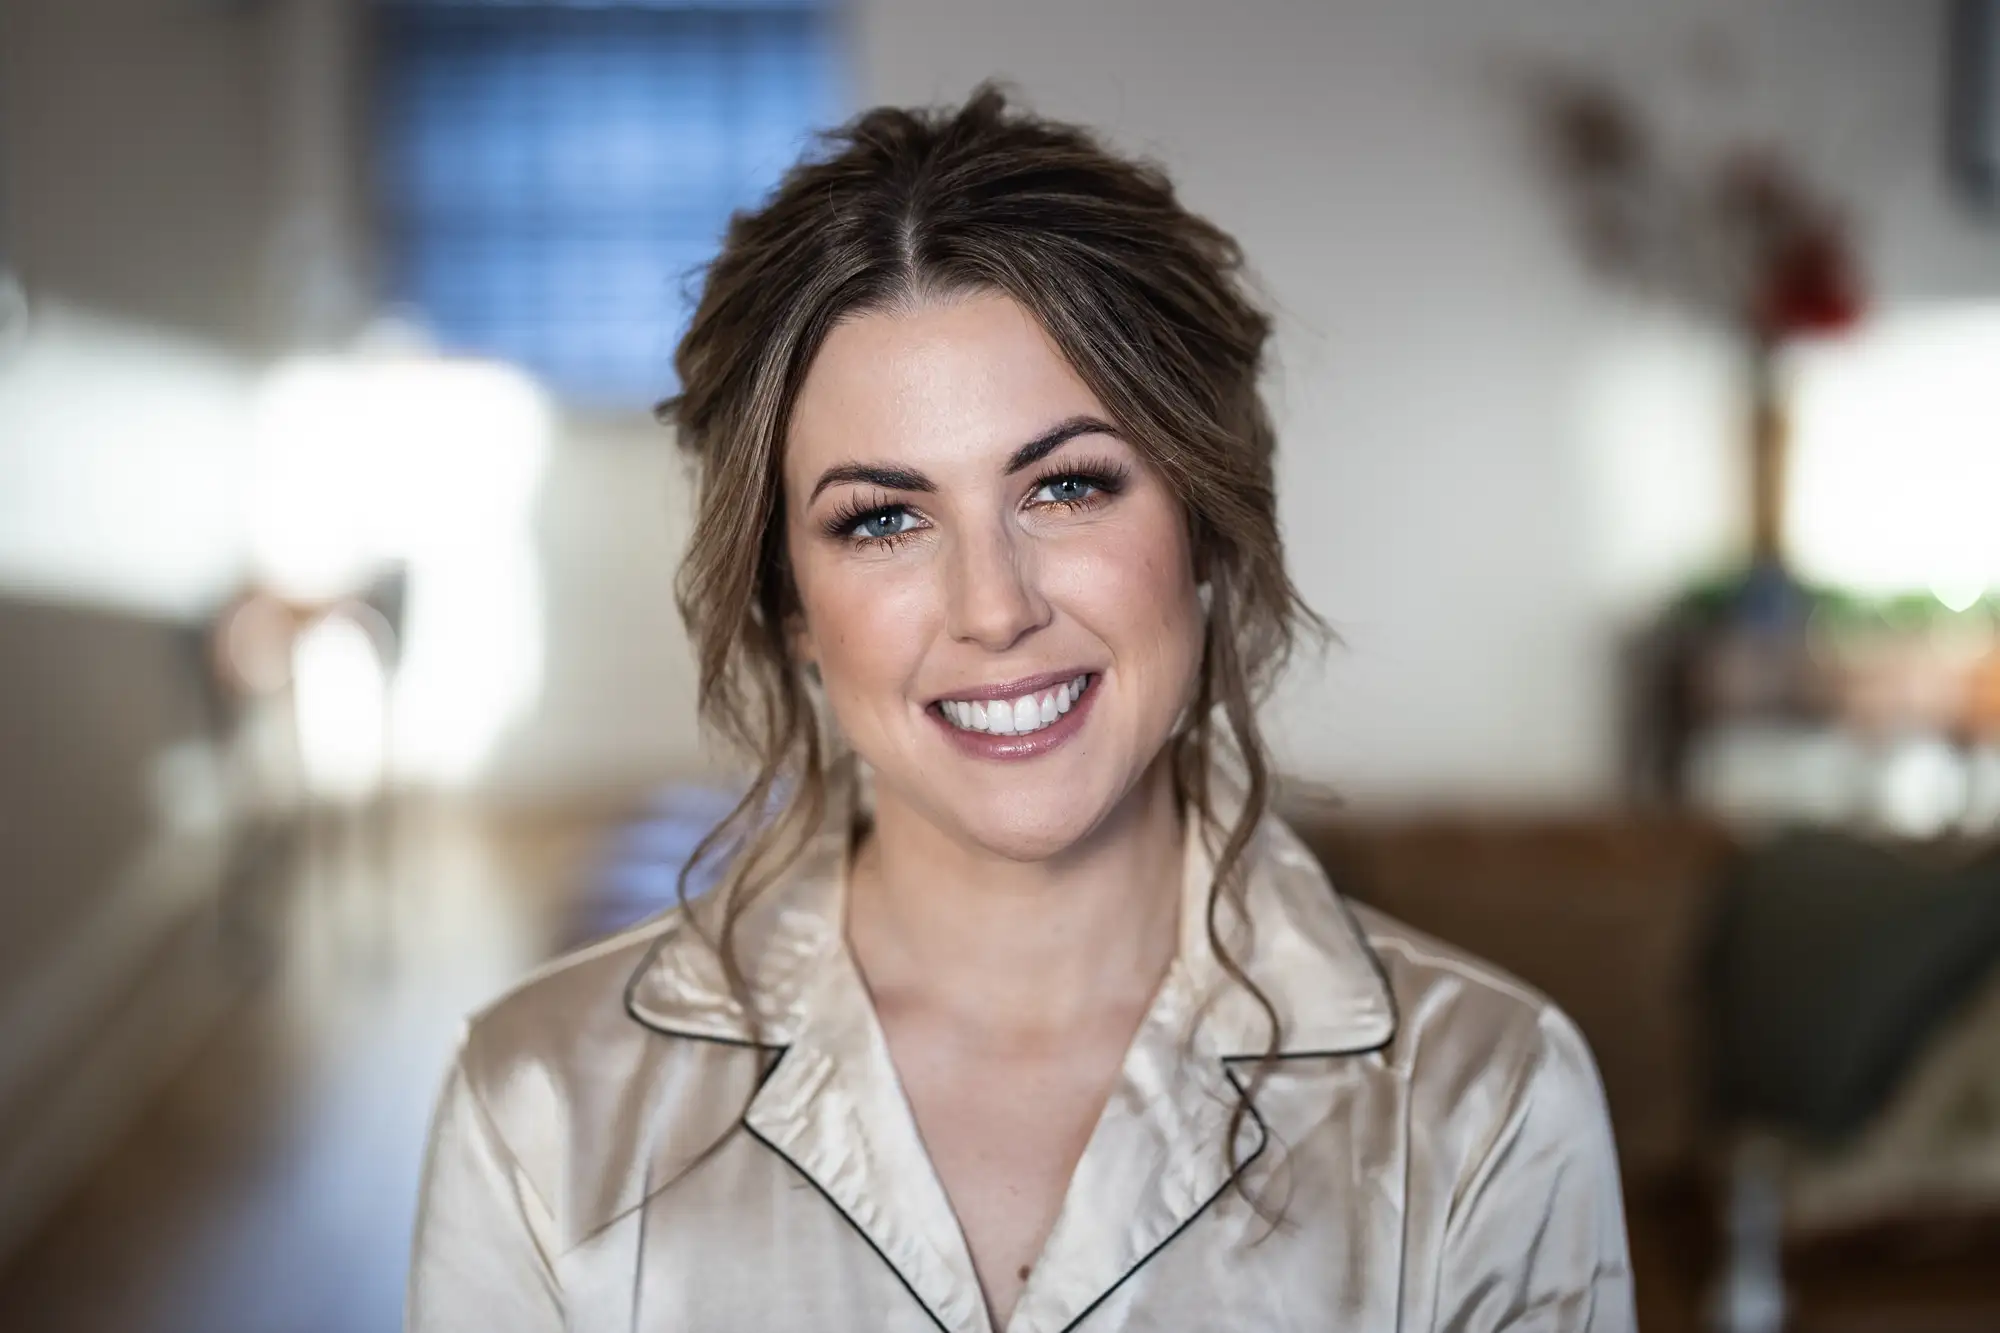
[783, 289, 1205, 861]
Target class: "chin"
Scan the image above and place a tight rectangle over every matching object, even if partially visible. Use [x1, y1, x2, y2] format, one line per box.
[889, 749, 1151, 864]
[956, 794, 1112, 863]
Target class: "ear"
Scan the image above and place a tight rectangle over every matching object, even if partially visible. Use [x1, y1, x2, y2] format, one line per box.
[1186, 517, 1213, 585]
[788, 609, 820, 675]
[1189, 535, 1214, 614]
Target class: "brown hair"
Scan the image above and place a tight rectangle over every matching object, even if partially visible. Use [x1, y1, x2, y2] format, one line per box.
[659, 83, 1323, 1189]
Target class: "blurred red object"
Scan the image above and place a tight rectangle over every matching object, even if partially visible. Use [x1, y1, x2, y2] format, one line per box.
[1755, 228, 1865, 338]
[1532, 72, 1868, 343]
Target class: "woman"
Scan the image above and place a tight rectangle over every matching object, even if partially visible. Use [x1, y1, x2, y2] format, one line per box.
[408, 88, 1635, 1332]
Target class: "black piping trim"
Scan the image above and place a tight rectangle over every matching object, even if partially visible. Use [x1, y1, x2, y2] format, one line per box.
[1050, 1064, 1273, 1333]
[614, 880, 1403, 1331]
[1330, 883, 1406, 1050]
[738, 1043, 956, 1333]
[1211, 886, 1405, 1063]
[628, 1122, 652, 1333]
[620, 923, 786, 1050]
[619, 983, 957, 1333]
[1208, 1027, 1399, 1063]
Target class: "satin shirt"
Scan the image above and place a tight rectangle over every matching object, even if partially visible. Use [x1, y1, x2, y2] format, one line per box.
[407, 795, 1637, 1331]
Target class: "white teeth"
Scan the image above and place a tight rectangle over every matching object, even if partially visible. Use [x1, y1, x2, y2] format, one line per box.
[940, 674, 1092, 738]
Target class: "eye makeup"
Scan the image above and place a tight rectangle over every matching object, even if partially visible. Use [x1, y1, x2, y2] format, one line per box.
[819, 454, 1133, 548]
[821, 490, 918, 544]
[1025, 455, 1128, 510]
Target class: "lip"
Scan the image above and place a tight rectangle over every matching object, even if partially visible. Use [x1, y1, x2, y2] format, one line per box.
[930, 668, 1097, 706]
[927, 672, 1100, 762]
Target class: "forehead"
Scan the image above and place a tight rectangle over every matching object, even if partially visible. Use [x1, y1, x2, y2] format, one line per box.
[784, 289, 1108, 480]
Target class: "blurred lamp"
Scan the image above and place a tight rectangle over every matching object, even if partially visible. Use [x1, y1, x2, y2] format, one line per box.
[250, 351, 551, 788]
[293, 610, 391, 805]
[1784, 304, 2000, 605]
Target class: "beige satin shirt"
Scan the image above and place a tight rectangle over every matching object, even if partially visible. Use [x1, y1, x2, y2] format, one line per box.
[408, 793, 1636, 1331]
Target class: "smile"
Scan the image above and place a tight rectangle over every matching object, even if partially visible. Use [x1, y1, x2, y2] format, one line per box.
[932, 668, 1104, 752]
[936, 674, 1093, 737]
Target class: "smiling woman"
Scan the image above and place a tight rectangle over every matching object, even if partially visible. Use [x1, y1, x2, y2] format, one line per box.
[407, 86, 1637, 1333]
[784, 294, 1206, 861]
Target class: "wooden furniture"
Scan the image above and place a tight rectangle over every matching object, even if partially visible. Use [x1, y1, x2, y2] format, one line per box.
[1288, 804, 2000, 1333]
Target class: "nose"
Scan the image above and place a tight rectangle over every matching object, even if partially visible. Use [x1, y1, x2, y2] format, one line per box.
[944, 518, 1051, 652]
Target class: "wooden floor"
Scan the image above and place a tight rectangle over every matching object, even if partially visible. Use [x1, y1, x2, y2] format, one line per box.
[0, 802, 605, 1333]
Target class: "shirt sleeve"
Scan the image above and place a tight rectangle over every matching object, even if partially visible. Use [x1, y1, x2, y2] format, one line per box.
[406, 1049, 566, 1333]
[1434, 1006, 1638, 1333]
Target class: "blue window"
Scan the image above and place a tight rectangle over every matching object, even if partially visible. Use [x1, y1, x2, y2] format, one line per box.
[374, 0, 843, 408]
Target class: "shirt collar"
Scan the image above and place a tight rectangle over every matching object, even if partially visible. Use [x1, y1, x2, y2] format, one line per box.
[623, 768, 1397, 1060]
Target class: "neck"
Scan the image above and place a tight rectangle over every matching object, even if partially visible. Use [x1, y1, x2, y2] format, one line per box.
[845, 757, 1185, 1038]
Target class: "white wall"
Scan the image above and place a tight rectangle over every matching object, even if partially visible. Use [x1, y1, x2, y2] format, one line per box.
[0, 0, 276, 348]
[851, 0, 2000, 807]
[0, 304, 257, 617]
[482, 414, 713, 806]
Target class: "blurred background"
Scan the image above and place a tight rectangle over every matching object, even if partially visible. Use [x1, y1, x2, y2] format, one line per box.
[2, 1, 1999, 1329]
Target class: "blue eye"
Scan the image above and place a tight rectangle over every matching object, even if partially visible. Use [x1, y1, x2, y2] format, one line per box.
[1034, 475, 1101, 505]
[853, 507, 917, 540]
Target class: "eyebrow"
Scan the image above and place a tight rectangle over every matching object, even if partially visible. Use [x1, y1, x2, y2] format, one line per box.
[807, 415, 1120, 503]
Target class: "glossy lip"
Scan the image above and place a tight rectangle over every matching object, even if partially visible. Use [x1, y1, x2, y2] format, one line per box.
[929, 668, 1096, 707]
[928, 672, 1100, 762]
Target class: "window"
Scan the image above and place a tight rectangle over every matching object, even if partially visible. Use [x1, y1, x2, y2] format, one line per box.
[374, 0, 842, 408]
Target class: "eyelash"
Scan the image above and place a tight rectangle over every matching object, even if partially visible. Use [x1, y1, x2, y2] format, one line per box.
[824, 458, 1130, 549]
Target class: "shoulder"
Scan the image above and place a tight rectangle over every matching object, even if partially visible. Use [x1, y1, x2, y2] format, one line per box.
[1338, 912, 1635, 1322]
[457, 913, 678, 1103]
[441, 908, 761, 1251]
[1346, 900, 1615, 1160]
[1251, 808, 1610, 1126]
[1344, 910, 1635, 1316]
[1353, 901, 1595, 1070]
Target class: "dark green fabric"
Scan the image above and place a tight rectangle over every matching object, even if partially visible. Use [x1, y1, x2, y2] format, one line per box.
[1708, 832, 2000, 1144]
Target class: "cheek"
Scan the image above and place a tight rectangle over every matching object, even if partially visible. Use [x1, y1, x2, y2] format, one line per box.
[1051, 501, 1202, 686]
[792, 545, 939, 707]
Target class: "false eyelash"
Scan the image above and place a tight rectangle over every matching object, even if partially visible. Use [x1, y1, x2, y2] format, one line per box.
[820, 456, 1133, 546]
[822, 491, 918, 541]
[1027, 455, 1130, 506]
